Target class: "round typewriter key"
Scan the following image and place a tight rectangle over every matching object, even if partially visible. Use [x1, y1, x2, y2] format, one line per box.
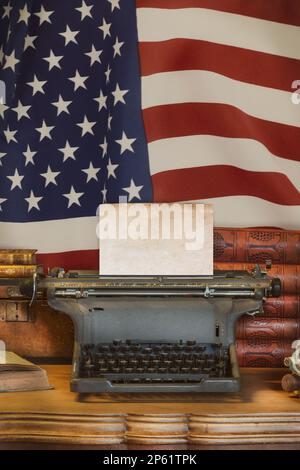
[163, 360, 172, 366]
[138, 353, 147, 360]
[129, 359, 138, 364]
[95, 351, 104, 358]
[197, 359, 205, 365]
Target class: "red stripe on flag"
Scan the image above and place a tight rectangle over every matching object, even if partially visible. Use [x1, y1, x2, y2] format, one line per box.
[136, 0, 300, 27]
[139, 39, 298, 92]
[143, 103, 300, 163]
[37, 250, 99, 271]
[152, 166, 300, 205]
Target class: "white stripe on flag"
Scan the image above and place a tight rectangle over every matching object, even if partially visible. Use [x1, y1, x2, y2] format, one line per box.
[0, 200, 299, 251]
[0, 217, 98, 252]
[192, 196, 300, 229]
[148, 135, 300, 190]
[142, 70, 300, 127]
[137, 7, 300, 60]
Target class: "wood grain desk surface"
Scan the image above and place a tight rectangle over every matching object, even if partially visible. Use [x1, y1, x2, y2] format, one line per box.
[0, 366, 299, 447]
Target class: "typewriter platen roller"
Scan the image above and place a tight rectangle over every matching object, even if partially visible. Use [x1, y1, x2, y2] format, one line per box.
[21, 266, 281, 393]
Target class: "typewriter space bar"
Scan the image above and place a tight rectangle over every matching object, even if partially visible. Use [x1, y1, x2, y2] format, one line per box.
[102, 372, 210, 384]
[80, 373, 210, 393]
[71, 373, 235, 393]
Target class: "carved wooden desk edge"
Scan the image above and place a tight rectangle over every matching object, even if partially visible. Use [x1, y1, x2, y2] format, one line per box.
[126, 414, 188, 445]
[0, 412, 126, 445]
[188, 413, 300, 445]
[0, 366, 300, 446]
[1, 412, 300, 446]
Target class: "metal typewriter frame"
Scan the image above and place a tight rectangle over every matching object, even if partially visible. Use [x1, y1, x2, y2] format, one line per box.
[21, 268, 280, 394]
[66, 295, 260, 394]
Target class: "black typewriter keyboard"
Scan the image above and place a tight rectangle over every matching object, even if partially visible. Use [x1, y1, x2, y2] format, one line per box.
[79, 340, 229, 384]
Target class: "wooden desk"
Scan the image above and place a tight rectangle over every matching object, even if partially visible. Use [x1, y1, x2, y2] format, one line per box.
[0, 366, 299, 448]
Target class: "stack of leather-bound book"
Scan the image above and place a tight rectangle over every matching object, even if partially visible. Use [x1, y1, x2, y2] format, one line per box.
[213, 228, 300, 367]
[0, 249, 37, 277]
[0, 250, 51, 391]
[0, 249, 38, 323]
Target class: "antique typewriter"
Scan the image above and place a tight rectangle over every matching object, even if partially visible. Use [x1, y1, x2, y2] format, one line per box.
[22, 266, 281, 393]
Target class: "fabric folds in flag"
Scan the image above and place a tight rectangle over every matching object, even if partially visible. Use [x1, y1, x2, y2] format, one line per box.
[0, 0, 299, 269]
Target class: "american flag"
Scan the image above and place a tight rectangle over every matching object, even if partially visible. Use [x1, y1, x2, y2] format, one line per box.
[0, 0, 299, 270]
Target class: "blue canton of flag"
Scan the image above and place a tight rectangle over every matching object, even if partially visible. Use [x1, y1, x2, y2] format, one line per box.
[0, 0, 153, 223]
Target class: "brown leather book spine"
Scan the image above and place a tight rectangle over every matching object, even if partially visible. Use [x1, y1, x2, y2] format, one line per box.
[0, 265, 37, 278]
[214, 228, 300, 264]
[214, 262, 300, 295]
[262, 296, 300, 318]
[236, 339, 293, 367]
[0, 250, 37, 265]
[236, 317, 300, 340]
